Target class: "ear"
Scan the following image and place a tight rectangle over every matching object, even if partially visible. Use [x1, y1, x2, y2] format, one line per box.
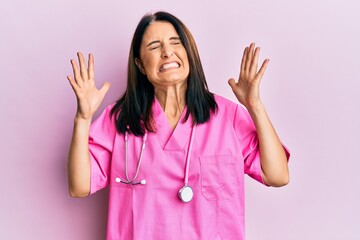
[135, 58, 146, 75]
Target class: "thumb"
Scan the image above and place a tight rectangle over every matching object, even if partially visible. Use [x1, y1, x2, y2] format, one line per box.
[100, 82, 111, 95]
[228, 78, 236, 90]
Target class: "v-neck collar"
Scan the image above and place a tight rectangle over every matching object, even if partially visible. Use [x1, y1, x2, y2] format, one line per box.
[152, 98, 193, 151]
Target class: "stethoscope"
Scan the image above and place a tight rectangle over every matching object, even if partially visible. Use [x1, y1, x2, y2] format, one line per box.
[115, 131, 147, 185]
[115, 125, 196, 203]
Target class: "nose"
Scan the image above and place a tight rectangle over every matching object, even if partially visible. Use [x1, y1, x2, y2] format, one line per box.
[161, 44, 174, 58]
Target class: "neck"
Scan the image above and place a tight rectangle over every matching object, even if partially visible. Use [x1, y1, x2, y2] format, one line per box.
[154, 83, 187, 130]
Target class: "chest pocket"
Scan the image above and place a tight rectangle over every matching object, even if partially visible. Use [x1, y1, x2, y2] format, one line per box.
[199, 155, 236, 200]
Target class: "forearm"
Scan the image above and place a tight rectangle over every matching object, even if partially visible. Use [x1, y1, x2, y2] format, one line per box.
[67, 117, 92, 197]
[248, 102, 289, 187]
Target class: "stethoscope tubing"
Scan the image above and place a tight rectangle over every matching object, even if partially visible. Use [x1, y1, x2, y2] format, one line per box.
[116, 125, 197, 202]
[124, 131, 147, 184]
[184, 125, 196, 186]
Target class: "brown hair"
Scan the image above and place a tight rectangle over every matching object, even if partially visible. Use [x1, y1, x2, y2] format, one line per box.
[111, 11, 217, 136]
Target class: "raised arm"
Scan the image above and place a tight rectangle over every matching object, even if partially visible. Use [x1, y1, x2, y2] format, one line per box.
[67, 52, 111, 197]
[228, 43, 289, 187]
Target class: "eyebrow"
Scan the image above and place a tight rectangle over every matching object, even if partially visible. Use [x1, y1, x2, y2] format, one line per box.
[146, 37, 181, 47]
[146, 40, 160, 47]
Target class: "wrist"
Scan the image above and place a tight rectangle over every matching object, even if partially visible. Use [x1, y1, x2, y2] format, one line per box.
[246, 100, 265, 114]
[74, 116, 92, 125]
[75, 110, 93, 121]
[247, 102, 269, 129]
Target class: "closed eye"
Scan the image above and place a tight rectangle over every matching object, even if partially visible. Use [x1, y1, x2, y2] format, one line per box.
[149, 45, 160, 51]
[146, 40, 161, 51]
[170, 37, 182, 45]
[170, 39, 181, 45]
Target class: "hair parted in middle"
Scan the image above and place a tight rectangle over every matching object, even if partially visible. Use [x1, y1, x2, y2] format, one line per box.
[111, 11, 218, 136]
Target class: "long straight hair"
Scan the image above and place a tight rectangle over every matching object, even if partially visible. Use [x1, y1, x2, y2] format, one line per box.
[111, 11, 217, 136]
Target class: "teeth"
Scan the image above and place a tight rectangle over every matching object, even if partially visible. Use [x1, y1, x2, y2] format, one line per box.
[160, 62, 179, 71]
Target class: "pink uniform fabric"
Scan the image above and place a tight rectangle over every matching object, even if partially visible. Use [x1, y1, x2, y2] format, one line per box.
[88, 95, 290, 240]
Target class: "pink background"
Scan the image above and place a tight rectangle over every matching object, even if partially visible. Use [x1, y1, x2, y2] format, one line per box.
[1, 0, 359, 239]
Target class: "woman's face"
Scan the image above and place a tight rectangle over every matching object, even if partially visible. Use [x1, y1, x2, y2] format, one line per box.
[136, 21, 190, 88]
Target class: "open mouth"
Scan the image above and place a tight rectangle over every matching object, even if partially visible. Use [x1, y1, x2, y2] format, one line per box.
[159, 62, 180, 72]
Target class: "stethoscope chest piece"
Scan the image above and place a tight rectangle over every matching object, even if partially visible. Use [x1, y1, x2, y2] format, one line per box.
[178, 185, 193, 203]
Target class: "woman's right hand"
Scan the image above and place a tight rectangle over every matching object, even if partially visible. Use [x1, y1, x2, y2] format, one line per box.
[67, 52, 111, 120]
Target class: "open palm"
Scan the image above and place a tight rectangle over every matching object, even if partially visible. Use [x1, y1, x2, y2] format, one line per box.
[228, 43, 269, 110]
[67, 52, 111, 119]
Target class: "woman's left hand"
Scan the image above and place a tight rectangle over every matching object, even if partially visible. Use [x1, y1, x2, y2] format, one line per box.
[228, 43, 269, 111]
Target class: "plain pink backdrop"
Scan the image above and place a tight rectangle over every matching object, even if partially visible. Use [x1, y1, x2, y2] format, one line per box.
[1, 0, 359, 239]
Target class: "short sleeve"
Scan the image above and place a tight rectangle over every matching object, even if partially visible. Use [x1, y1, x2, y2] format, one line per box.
[233, 105, 290, 185]
[88, 105, 117, 194]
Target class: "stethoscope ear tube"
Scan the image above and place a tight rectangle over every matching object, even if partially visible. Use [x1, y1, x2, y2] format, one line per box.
[115, 131, 147, 186]
[115, 177, 146, 185]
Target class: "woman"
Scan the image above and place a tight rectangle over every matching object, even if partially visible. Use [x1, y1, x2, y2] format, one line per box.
[67, 11, 290, 240]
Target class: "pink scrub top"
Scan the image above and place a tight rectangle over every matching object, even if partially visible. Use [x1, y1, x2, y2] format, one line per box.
[88, 95, 289, 240]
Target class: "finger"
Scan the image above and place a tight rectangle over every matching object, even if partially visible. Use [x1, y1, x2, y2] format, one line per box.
[249, 47, 260, 76]
[240, 47, 247, 74]
[256, 59, 269, 82]
[88, 53, 94, 79]
[245, 43, 255, 72]
[70, 59, 83, 87]
[99, 82, 111, 96]
[77, 52, 89, 80]
[67, 75, 80, 93]
[228, 78, 237, 90]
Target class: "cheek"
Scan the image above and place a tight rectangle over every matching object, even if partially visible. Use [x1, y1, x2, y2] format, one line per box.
[182, 51, 190, 69]
[143, 58, 158, 72]
[140, 50, 156, 70]
[184, 56, 190, 72]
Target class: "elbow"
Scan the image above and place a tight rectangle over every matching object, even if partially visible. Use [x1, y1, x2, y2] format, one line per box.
[270, 175, 289, 187]
[69, 191, 90, 198]
[262, 158, 290, 187]
[263, 172, 290, 187]
[68, 187, 90, 198]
